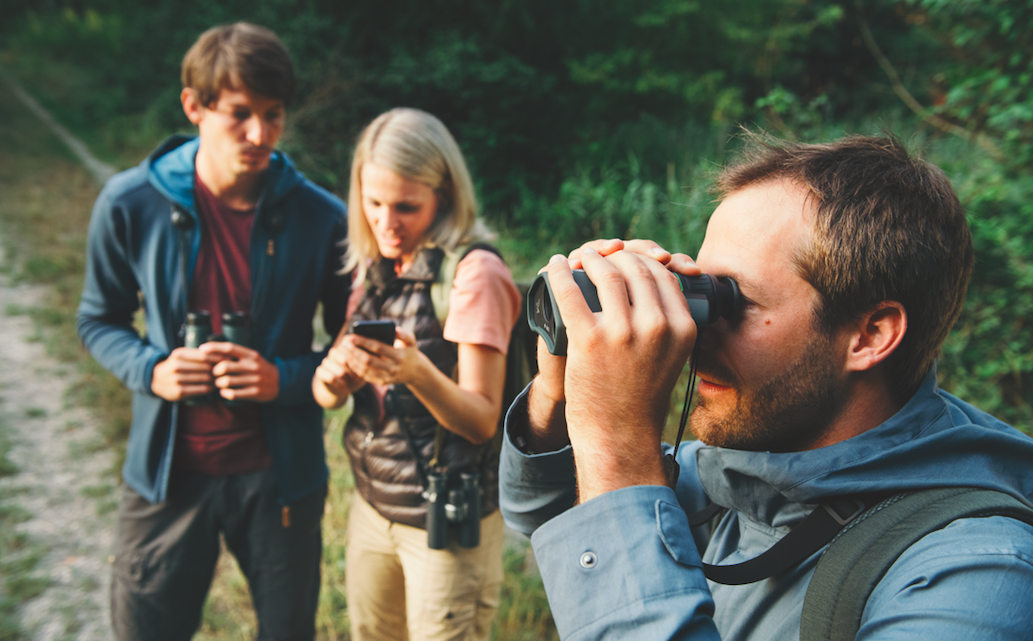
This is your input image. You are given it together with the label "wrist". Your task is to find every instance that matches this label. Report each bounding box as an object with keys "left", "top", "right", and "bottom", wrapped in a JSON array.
[
  {"left": 570, "top": 437, "right": 667, "bottom": 504},
  {"left": 523, "top": 378, "right": 569, "bottom": 452}
]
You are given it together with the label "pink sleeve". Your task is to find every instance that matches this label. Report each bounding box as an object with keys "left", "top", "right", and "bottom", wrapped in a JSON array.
[{"left": 442, "top": 249, "right": 521, "bottom": 355}]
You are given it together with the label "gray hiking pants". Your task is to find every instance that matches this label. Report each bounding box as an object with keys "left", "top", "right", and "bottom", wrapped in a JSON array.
[{"left": 109, "top": 469, "right": 325, "bottom": 641}]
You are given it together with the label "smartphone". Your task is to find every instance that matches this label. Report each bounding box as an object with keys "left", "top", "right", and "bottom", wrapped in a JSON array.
[{"left": 352, "top": 319, "right": 396, "bottom": 345}]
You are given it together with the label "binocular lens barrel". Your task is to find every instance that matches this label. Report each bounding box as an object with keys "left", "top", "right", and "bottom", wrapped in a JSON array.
[
  {"left": 426, "top": 473, "right": 450, "bottom": 550},
  {"left": 527, "top": 269, "right": 741, "bottom": 356},
  {"left": 425, "top": 472, "right": 482, "bottom": 550}
]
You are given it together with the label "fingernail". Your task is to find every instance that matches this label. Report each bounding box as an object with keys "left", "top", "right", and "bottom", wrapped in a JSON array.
[
  {"left": 550, "top": 254, "right": 566, "bottom": 264},
  {"left": 651, "top": 246, "right": 666, "bottom": 256},
  {"left": 583, "top": 247, "right": 598, "bottom": 256}
]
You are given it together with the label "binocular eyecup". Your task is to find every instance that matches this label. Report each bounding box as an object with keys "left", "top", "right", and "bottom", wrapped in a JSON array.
[{"left": 527, "top": 269, "right": 741, "bottom": 356}]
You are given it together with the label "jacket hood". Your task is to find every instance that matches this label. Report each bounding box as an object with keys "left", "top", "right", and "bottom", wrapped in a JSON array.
[
  {"left": 144, "top": 135, "right": 305, "bottom": 212},
  {"left": 695, "top": 367, "right": 1033, "bottom": 525}
]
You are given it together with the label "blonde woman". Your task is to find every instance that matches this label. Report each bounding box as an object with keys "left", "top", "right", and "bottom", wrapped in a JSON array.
[{"left": 313, "top": 108, "right": 520, "bottom": 641}]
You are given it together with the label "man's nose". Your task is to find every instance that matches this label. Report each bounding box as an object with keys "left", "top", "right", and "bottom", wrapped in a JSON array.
[{"left": 245, "top": 117, "right": 270, "bottom": 148}]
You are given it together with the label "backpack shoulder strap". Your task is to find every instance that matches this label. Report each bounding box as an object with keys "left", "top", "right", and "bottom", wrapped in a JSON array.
[
  {"left": 800, "top": 487, "right": 1033, "bottom": 641},
  {"left": 430, "top": 241, "right": 501, "bottom": 327}
]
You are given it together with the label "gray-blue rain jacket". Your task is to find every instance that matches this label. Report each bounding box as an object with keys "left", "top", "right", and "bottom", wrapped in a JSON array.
[{"left": 501, "top": 369, "right": 1033, "bottom": 639}]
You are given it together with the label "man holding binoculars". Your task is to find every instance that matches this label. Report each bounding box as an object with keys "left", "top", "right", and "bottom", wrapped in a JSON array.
[
  {"left": 500, "top": 134, "right": 1033, "bottom": 639},
  {"left": 76, "top": 23, "right": 349, "bottom": 640}
]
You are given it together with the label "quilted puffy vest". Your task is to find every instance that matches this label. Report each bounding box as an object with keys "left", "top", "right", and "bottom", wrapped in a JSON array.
[{"left": 343, "top": 247, "right": 499, "bottom": 528}]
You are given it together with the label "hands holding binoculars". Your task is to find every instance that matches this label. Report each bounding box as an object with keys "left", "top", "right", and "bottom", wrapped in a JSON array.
[
  {"left": 527, "top": 238, "right": 705, "bottom": 503},
  {"left": 151, "top": 342, "right": 279, "bottom": 403}
]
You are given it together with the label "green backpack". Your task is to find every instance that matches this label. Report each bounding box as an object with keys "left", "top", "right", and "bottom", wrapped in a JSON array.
[
  {"left": 694, "top": 487, "right": 1033, "bottom": 640},
  {"left": 799, "top": 487, "right": 1033, "bottom": 641}
]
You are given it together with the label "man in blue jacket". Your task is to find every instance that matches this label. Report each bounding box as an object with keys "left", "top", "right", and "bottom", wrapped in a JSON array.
[
  {"left": 501, "top": 134, "right": 1033, "bottom": 639},
  {"left": 76, "top": 23, "right": 349, "bottom": 640}
]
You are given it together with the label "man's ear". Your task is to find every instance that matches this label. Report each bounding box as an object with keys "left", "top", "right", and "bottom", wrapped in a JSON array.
[
  {"left": 844, "top": 301, "right": 907, "bottom": 373},
  {"left": 181, "top": 88, "right": 204, "bottom": 126}
]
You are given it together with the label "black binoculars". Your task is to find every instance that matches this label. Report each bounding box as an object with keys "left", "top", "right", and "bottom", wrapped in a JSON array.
[
  {"left": 527, "top": 268, "right": 741, "bottom": 355},
  {"left": 424, "top": 471, "right": 481, "bottom": 550},
  {"left": 183, "top": 310, "right": 250, "bottom": 406}
]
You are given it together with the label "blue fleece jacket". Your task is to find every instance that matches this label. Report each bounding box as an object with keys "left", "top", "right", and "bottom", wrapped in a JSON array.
[
  {"left": 77, "top": 136, "right": 349, "bottom": 505},
  {"left": 500, "top": 369, "right": 1033, "bottom": 640}
]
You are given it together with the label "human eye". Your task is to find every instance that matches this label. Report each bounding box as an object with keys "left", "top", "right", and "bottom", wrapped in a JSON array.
[
  {"left": 395, "top": 203, "right": 419, "bottom": 213},
  {"left": 232, "top": 108, "right": 251, "bottom": 121}
]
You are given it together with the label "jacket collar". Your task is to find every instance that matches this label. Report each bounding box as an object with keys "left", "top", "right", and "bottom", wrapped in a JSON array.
[
  {"left": 145, "top": 134, "right": 304, "bottom": 214},
  {"left": 695, "top": 366, "right": 1033, "bottom": 525}
]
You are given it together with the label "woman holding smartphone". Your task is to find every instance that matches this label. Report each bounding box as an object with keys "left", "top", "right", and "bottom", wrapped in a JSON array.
[{"left": 312, "top": 108, "right": 520, "bottom": 641}]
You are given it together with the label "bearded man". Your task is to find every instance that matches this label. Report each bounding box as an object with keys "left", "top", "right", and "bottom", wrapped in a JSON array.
[{"left": 500, "top": 134, "right": 1033, "bottom": 640}]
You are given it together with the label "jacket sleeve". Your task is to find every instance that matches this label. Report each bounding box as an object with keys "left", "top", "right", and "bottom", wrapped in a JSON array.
[
  {"left": 499, "top": 387, "right": 722, "bottom": 640},
  {"left": 269, "top": 207, "right": 349, "bottom": 406},
  {"left": 76, "top": 184, "right": 166, "bottom": 395},
  {"left": 859, "top": 516, "right": 1033, "bottom": 640}
]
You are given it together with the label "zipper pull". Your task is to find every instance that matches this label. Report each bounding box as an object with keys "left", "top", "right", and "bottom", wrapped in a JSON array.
[{"left": 267, "top": 239, "right": 275, "bottom": 256}]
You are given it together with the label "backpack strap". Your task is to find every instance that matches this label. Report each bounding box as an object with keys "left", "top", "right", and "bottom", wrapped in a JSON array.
[
  {"left": 800, "top": 487, "right": 1033, "bottom": 641},
  {"left": 430, "top": 241, "right": 500, "bottom": 328},
  {"left": 426, "top": 241, "right": 501, "bottom": 470}
]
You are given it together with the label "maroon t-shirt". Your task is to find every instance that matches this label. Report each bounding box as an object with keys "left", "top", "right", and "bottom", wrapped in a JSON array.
[{"left": 173, "top": 173, "right": 272, "bottom": 476}]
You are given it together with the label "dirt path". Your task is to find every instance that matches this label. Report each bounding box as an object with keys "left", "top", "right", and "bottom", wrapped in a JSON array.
[
  {"left": 0, "top": 249, "right": 116, "bottom": 640},
  {"left": 0, "top": 71, "right": 117, "bottom": 640}
]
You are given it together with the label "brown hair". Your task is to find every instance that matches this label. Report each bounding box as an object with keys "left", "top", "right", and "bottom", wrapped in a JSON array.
[
  {"left": 181, "top": 22, "right": 295, "bottom": 106},
  {"left": 716, "top": 133, "right": 973, "bottom": 399}
]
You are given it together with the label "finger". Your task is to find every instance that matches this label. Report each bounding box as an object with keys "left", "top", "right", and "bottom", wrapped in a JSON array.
[
  {"left": 166, "top": 359, "right": 216, "bottom": 373},
  {"left": 620, "top": 239, "right": 673, "bottom": 265},
  {"left": 317, "top": 360, "right": 347, "bottom": 380},
  {"left": 179, "top": 384, "right": 214, "bottom": 399},
  {"left": 173, "top": 371, "right": 215, "bottom": 384},
  {"left": 212, "top": 359, "right": 255, "bottom": 377},
  {"left": 199, "top": 341, "right": 256, "bottom": 360},
  {"left": 169, "top": 347, "right": 220, "bottom": 365},
  {"left": 215, "top": 374, "right": 261, "bottom": 389},
  {"left": 567, "top": 239, "right": 624, "bottom": 267},
  {"left": 394, "top": 327, "right": 415, "bottom": 348},
  {"left": 352, "top": 335, "right": 392, "bottom": 356},
  {"left": 630, "top": 252, "right": 695, "bottom": 338},
  {"left": 666, "top": 253, "right": 702, "bottom": 277},
  {"left": 545, "top": 253, "right": 601, "bottom": 341},
  {"left": 578, "top": 247, "right": 633, "bottom": 323}
]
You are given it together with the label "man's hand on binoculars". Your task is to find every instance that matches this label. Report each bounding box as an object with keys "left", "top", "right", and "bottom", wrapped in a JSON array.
[
  {"left": 546, "top": 246, "right": 698, "bottom": 504},
  {"left": 151, "top": 347, "right": 221, "bottom": 401},
  {"left": 200, "top": 342, "right": 280, "bottom": 403},
  {"left": 566, "top": 238, "right": 703, "bottom": 280}
]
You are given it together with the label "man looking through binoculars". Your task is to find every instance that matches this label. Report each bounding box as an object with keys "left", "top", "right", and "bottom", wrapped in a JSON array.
[{"left": 500, "top": 133, "right": 1033, "bottom": 640}]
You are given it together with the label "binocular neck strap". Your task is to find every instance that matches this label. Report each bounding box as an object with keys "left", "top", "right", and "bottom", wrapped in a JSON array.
[{"left": 386, "top": 386, "right": 432, "bottom": 489}]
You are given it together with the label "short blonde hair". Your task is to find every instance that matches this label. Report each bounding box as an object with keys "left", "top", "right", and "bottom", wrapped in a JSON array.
[{"left": 343, "top": 108, "right": 487, "bottom": 282}]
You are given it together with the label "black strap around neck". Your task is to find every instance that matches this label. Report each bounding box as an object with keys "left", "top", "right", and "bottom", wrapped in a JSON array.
[{"left": 690, "top": 493, "right": 892, "bottom": 586}]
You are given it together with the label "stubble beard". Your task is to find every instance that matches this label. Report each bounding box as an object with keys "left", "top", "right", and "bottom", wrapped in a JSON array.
[{"left": 689, "top": 331, "right": 848, "bottom": 453}]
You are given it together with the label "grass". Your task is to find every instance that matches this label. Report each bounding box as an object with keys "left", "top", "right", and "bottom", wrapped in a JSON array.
[
  {"left": 0, "top": 55, "right": 558, "bottom": 639},
  {"left": 0, "top": 413, "right": 46, "bottom": 641}
]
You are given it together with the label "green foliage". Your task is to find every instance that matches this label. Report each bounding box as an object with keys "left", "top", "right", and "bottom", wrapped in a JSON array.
[
  {"left": 902, "top": 0, "right": 1033, "bottom": 170},
  {"left": 936, "top": 146, "right": 1033, "bottom": 428},
  {"left": 2, "top": 0, "right": 1030, "bottom": 434}
]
